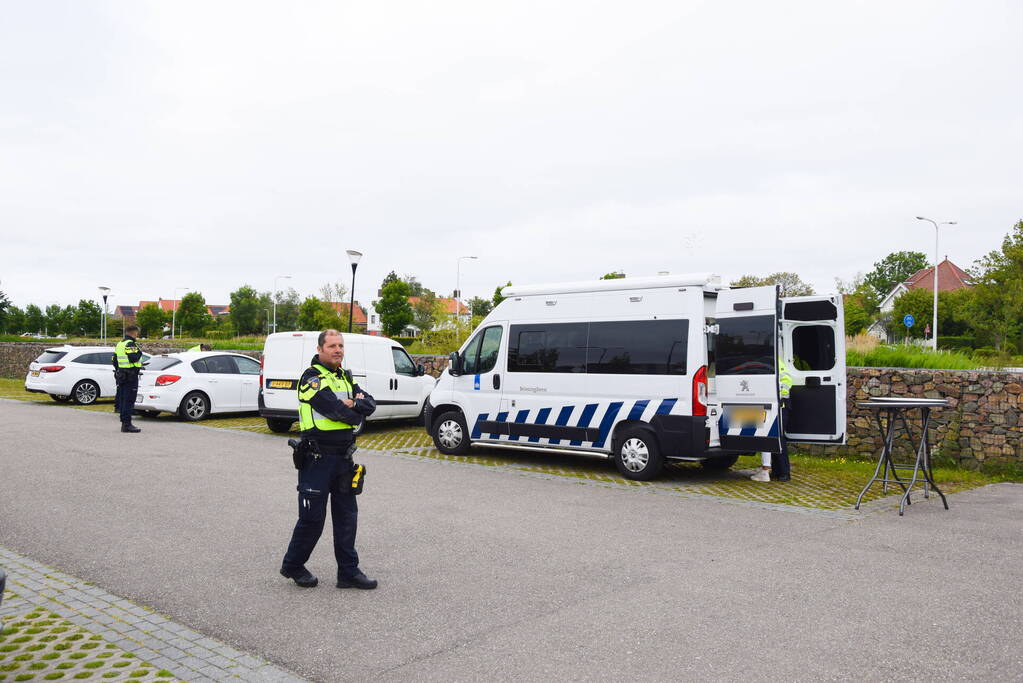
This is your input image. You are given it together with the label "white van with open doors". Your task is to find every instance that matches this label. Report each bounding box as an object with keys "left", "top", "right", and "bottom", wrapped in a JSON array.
[
  {"left": 424, "top": 274, "right": 845, "bottom": 480},
  {"left": 259, "top": 331, "right": 437, "bottom": 433}
]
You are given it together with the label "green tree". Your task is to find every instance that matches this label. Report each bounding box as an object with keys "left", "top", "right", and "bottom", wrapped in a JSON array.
[
  {"left": 5, "top": 305, "right": 25, "bottom": 334},
  {"left": 58, "top": 305, "right": 77, "bottom": 335},
  {"left": 107, "top": 316, "right": 124, "bottom": 338},
  {"left": 864, "top": 251, "right": 928, "bottom": 300},
  {"left": 600, "top": 271, "right": 625, "bottom": 279},
  {"left": 274, "top": 288, "right": 301, "bottom": 332},
  {"left": 380, "top": 270, "right": 400, "bottom": 293},
  {"left": 229, "top": 285, "right": 262, "bottom": 335},
  {"left": 73, "top": 299, "right": 102, "bottom": 336},
  {"left": 891, "top": 289, "right": 934, "bottom": 340},
  {"left": 730, "top": 272, "right": 815, "bottom": 297},
  {"left": 136, "top": 304, "right": 167, "bottom": 338},
  {"left": 298, "top": 297, "right": 324, "bottom": 330},
  {"left": 0, "top": 287, "right": 10, "bottom": 333},
  {"left": 376, "top": 280, "right": 413, "bottom": 337},
  {"left": 968, "top": 219, "right": 1023, "bottom": 351},
  {"left": 176, "top": 292, "right": 211, "bottom": 337},
  {"left": 411, "top": 291, "right": 442, "bottom": 333},
  {"left": 25, "top": 304, "right": 44, "bottom": 334},
  {"left": 468, "top": 296, "right": 493, "bottom": 318},
  {"left": 492, "top": 281, "right": 512, "bottom": 307},
  {"left": 44, "top": 304, "right": 63, "bottom": 336},
  {"left": 843, "top": 296, "right": 871, "bottom": 336}
]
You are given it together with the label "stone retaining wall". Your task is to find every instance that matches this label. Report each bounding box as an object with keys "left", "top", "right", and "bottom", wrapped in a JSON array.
[{"left": 2, "top": 343, "right": 1018, "bottom": 467}]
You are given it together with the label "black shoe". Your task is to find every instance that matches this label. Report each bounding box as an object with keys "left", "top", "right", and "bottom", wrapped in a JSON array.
[
  {"left": 337, "top": 571, "right": 377, "bottom": 590},
  {"left": 121, "top": 424, "right": 141, "bottom": 433},
  {"left": 280, "top": 566, "right": 318, "bottom": 588},
  {"left": 776, "top": 474, "right": 791, "bottom": 482}
]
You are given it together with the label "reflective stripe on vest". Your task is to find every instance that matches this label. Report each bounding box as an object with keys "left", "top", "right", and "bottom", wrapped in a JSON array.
[
  {"left": 187, "top": 345, "right": 201, "bottom": 352},
  {"left": 114, "top": 339, "right": 142, "bottom": 369},
  {"left": 298, "top": 364, "right": 355, "bottom": 432},
  {"left": 779, "top": 358, "right": 793, "bottom": 398}
]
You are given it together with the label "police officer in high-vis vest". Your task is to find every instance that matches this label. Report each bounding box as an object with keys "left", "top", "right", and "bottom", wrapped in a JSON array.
[
  {"left": 280, "top": 329, "right": 378, "bottom": 590},
  {"left": 113, "top": 325, "right": 144, "bottom": 433},
  {"left": 752, "top": 351, "right": 794, "bottom": 482}
]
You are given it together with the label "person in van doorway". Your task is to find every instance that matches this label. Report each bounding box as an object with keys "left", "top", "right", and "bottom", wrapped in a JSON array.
[
  {"left": 280, "top": 329, "right": 378, "bottom": 590},
  {"left": 186, "top": 343, "right": 212, "bottom": 352},
  {"left": 113, "top": 325, "right": 144, "bottom": 433},
  {"left": 751, "top": 352, "right": 794, "bottom": 482}
]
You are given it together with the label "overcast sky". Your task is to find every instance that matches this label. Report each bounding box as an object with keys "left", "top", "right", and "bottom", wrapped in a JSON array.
[{"left": 2, "top": 0, "right": 1021, "bottom": 310}]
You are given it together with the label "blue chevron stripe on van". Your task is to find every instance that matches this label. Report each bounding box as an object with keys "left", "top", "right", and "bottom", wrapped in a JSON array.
[
  {"left": 656, "top": 398, "right": 677, "bottom": 415},
  {"left": 593, "top": 401, "right": 624, "bottom": 449},
  {"left": 489, "top": 411, "right": 508, "bottom": 439},
  {"left": 626, "top": 399, "right": 649, "bottom": 421},
  {"left": 529, "top": 407, "right": 552, "bottom": 443},
  {"left": 471, "top": 413, "right": 489, "bottom": 439},
  {"left": 569, "top": 403, "right": 599, "bottom": 446},
  {"left": 508, "top": 409, "right": 530, "bottom": 441},
  {"left": 549, "top": 405, "right": 574, "bottom": 445}
]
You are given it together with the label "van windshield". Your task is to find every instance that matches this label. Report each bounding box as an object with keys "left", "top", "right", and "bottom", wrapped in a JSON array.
[{"left": 715, "top": 315, "right": 775, "bottom": 376}]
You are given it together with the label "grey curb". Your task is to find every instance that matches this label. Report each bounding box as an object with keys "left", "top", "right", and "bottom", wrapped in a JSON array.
[{"left": 0, "top": 544, "right": 307, "bottom": 682}]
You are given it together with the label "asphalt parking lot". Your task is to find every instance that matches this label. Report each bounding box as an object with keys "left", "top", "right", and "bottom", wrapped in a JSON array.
[{"left": 1, "top": 398, "right": 1021, "bottom": 681}]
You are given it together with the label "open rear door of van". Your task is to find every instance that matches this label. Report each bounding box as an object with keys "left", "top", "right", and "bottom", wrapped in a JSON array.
[
  {"left": 713, "top": 286, "right": 782, "bottom": 453},
  {"left": 780, "top": 295, "right": 846, "bottom": 444}
]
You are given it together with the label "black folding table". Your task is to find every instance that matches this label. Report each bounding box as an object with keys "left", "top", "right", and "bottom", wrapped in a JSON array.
[{"left": 854, "top": 398, "right": 950, "bottom": 516}]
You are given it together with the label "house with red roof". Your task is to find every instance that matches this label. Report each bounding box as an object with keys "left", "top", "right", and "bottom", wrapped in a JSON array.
[{"left": 868, "top": 258, "right": 974, "bottom": 340}]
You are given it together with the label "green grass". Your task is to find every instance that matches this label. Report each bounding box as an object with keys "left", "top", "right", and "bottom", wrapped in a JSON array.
[{"left": 847, "top": 345, "right": 979, "bottom": 369}]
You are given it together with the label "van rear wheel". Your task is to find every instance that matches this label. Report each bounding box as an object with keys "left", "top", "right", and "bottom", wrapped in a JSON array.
[
  {"left": 266, "top": 417, "right": 293, "bottom": 433},
  {"left": 613, "top": 426, "right": 663, "bottom": 481},
  {"left": 433, "top": 411, "right": 471, "bottom": 455}
]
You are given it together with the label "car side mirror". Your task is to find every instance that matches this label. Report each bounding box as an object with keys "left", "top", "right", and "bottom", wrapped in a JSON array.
[
  {"left": 416, "top": 363, "right": 426, "bottom": 376},
  {"left": 448, "top": 351, "right": 462, "bottom": 377}
]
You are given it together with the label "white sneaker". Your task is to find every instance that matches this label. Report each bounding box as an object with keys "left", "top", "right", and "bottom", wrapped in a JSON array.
[{"left": 750, "top": 470, "right": 771, "bottom": 482}]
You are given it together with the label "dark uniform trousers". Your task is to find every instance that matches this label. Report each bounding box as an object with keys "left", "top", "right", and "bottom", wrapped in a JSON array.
[
  {"left": 771, "top": 398, "right": 791, "bottom": 479},
  {"left": 282, "top": 443, "right": 360, "bottom": 578},
  {"left": 116, "top": 372, "right": 139, "bottom": 424}
]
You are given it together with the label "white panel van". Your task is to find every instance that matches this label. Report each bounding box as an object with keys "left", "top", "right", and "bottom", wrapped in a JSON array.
[
  {"left": 259, "top": 331, "right": 437, "bottom": 433},
  {"left": 424, "top": 274, "right": 846, "bottom": 480}
]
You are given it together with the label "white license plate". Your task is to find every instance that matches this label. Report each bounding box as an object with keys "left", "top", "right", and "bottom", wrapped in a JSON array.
[
  {"left": 30, "top": 371, "right": 39, "bottom": 377},
  {"left": 729, "top": 406, "right": 767, "bottom": 426}
]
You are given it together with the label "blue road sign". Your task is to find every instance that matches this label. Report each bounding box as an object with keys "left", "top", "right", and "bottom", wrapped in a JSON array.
[{"left": 903, "top": 314, "right": 915, "bottom": 328}]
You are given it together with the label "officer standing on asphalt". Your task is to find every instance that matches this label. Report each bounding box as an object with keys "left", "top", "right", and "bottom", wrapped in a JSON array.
[
  {"left": 113, "top": 325, "right": 144, "bottom": 433},
  {"left": 280, "top": 329, "right": 378, "bottom": 590},
  {"left": 751, "top": 349, "right": 794, "bottom": 482}
]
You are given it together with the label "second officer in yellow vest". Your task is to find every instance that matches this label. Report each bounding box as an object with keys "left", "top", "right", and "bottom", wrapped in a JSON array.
[{"left": 280, "top": 329, "right": 378, "bottom": 590}]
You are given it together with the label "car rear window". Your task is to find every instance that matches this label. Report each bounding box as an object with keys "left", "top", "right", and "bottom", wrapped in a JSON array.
[
  {"left": 146, "top": 357, "right": 182, "bottom": 371},
  {"left": 73, "top": 352, "right": 114, "bottom": 365},
  {"left": 35, "top": 351, "right": 67, "bottom": 363}
]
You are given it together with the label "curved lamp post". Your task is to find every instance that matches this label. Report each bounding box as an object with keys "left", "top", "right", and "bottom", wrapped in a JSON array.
[
  {"left": 916, "top": 216, "right": 957, "bottom": 350},
  {"left": 98, "top": 286, "right": 110, "bottom": 342},
  {"left": 346, "top": 250, "right": 362, "bottom": 333}
]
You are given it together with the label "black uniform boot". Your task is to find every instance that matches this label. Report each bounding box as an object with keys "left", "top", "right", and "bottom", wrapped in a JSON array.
[
  {"left": 280, "top": 566, "right": 318, "bottom": 588},
  {"left": 337, "top": 571, "right": 378, "bottom": 590},
  {"left": 121, "top": 423, "right": 141, "bottom": 433}
]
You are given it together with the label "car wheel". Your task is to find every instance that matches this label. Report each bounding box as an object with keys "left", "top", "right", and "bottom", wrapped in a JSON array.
[
  {"left": 613, "top": 426, "right": 664, "bottom": 480},
  {"left": 433, "top": 410, "right": 471, "bottom": 455},
  {"left": 49, "top": 394, "right": 71, "bottom": 403},
  {"left": 266, "top": 417, "right": 293, "bottom": 433},
  {"left": 72, "top": 380, "right": 100, "bottom": 405},
  {"left": 700, "top": 454, "right": 740, "bottom": 471},
  {"left": 179, "top": 391, "right": 210, "bottom": 421}
]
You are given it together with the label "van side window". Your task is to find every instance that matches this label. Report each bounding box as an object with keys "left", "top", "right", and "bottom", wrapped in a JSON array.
[
  {"left": 716, "top": 315, "right": 775, "bottom": 375},
  {"left": 791, "top": 325, "right": 835, "bottom": 370},
  {"left": 461, "top": 332, "right": 483, "bottom": 375},
  {"left": 586, "top": 320, "right": 688, "bottom": 375},
  {"left": 508, "top": 323, "right": 586, "bottom": 373},
  {"left": 391, "top": 347, "right": 417, "bottom": 377},
  {"left": 478, "top": 326, "right": 503, "bottom": 373}
]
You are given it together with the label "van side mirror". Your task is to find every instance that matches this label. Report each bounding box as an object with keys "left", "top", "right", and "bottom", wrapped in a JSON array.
[
  {"left": 416, "top": 363, "right": 426, "bottom": 376},
  {"left": 448, "top": 351, "right": 462, "bottom": 376}
]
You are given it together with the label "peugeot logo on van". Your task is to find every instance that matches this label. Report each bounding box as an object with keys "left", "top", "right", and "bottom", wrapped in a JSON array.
[{"left": 739, "top": 380, "right": 752, "bottom": 393}]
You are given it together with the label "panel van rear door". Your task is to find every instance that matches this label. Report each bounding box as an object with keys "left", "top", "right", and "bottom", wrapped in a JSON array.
[
  {"left": 780, "top": 295, "right": 846, "bottom": 444},
  {"left": 713, "top": 286, "right": 781, "bottom": 453}
]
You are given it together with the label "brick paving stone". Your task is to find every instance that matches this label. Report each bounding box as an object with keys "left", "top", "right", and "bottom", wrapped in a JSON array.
[{"left": 0, "top": 543, "right": 306, "bottom": 683}]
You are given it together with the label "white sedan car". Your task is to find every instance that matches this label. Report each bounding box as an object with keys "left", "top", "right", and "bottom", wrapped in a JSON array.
[
  {"left": 136, "top": 351, "right": 261, "bottom": 421},
  {"left": 25, "top": 345, "right": 152, "bottom": 405}
]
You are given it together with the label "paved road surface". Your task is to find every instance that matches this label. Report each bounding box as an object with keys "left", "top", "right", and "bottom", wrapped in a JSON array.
[{"left": 1, "top": 399, "right": 1020, "bottom": 681}]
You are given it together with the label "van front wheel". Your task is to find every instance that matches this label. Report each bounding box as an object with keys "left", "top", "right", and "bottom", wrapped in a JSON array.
[
  {"left": 614, "top": 427, "right": 663, "bottom": 481},
  {"left": 434, "top": 411, "right": 471, "bottom": 455}
]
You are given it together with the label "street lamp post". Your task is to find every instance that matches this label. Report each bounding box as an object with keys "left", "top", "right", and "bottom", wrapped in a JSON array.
[
  {"left": 272, "top": 275, "right": 292, "bottom": 335},
  {"left": 456, "top": 256, "right": 478, "bottom": 341},
  {"left": 346, "top": 250, "right": 362, "bottom": 333},
  {"left": 916, "top": 216, "right": 957, "bottom": 351},
  {"left": 264, "top": 309, "right": 271, "bottom": 335},
  {"left": 97, "top": 286, "right": 110, "bottom": 343},
  {"left": 171, "top": 287, "right": 190, "bottom": 339}
]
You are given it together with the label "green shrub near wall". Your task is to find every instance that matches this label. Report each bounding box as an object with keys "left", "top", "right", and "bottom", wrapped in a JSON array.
[
  {"left": 392, "top": 336, "right": 416, "bottom": 348},
  {"left": 938, "top": 335, "right": 975, "bottom": 351}
]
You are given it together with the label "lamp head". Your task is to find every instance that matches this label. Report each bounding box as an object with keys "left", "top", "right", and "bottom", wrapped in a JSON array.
[{"left": 346, "top": 250, "right": 363, "bottom": 266}]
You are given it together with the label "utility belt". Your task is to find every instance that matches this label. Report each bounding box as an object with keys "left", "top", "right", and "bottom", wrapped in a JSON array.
[
  {"left": 287, "top": 437, "right": 365, "bottom": 495},
  {"left": 114, "top": 367, "right": 141, "bottom": 383}
]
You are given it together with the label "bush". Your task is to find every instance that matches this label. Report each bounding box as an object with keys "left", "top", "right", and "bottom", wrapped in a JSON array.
[
  {"left": 847, "top": 344, "right": 978, "bottom": 369},
  {"left": 407, "top": 328, "right": 460, "bottom": 355},
  {"left": 937, "top": 335, "right": 975, "bottom": 351},
  {"left": 391, "top": 336, "right": 416, "bottom": 348}
]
